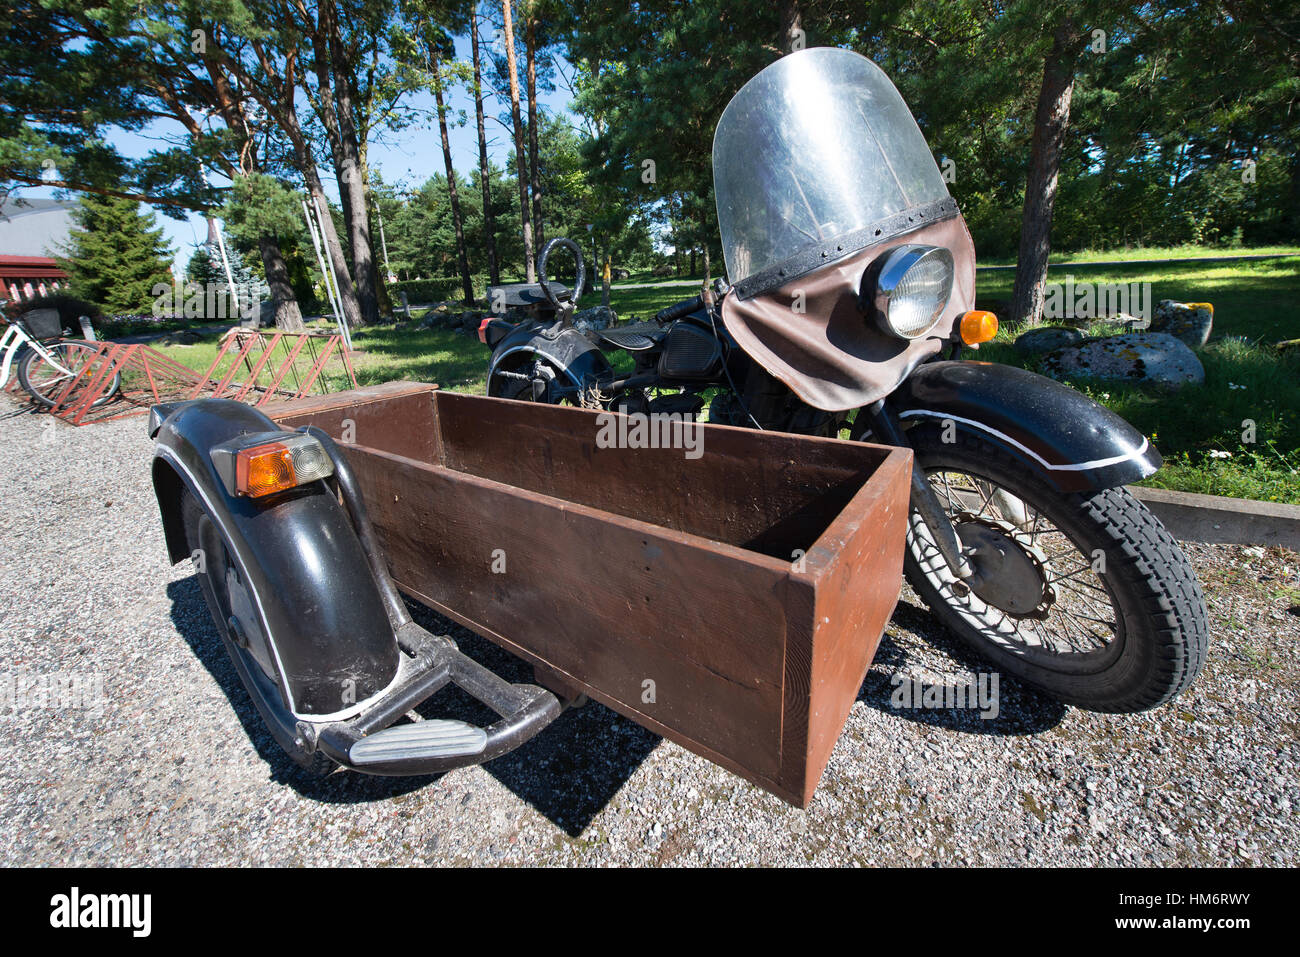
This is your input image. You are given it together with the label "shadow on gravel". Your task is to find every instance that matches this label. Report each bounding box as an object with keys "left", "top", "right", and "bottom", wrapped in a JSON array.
[
  {"left": 403, "top": 600, "right": 661, "bottom": 838},
  {"left": 858, "top": 599, "right": 1067, "bottom": 735},
  {"left": 167, "top": 577, "right": 658, "bottom": 836}
]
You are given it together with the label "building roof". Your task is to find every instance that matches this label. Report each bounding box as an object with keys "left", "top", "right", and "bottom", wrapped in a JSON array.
[
  {"left": 0, "top": 254, "right": 68, "bottom": 281},
  {"left": 0, "top": 197, "right": 78, "bottom": 258}
]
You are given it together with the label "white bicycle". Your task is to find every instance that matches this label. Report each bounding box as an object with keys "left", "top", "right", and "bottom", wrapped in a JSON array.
[{"left": 0, "top": 302, "right": 120, "bottom": 409}]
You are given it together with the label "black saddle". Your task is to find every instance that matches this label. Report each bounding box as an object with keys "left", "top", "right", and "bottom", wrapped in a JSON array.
[{"left": 595, "top": 321, "right": 666, "bottom": 351}]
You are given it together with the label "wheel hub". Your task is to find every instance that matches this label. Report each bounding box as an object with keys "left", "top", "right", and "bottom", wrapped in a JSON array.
[{"left": 954, "top": 512, "right": 1057, "bottom": 619}]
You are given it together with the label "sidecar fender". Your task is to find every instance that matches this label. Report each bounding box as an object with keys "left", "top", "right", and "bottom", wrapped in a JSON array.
[
  {"left": 150, "top": 399, "right": 400, "bottom": 720},
  {"left": 486, "top": 323, "right": 613, "bottom": 396},
  {"left": 892, "top": 360, "right": 1161, "bottom": 492}
]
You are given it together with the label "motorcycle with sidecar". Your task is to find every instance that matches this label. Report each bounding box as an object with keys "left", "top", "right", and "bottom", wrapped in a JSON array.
[
  {"left": 148, "top": 48, "right": 1207, "bottom": 809},
  {"left": 481, "top": 46, "right": 1208, "bottom": 717}
]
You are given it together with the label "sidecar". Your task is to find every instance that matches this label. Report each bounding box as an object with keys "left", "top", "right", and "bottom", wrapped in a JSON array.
[{"left": 149, "top": 382, "right": 910, "bottom": 806}]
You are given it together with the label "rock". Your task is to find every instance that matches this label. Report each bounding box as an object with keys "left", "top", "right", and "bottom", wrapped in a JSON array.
[
  {"left": 1014, "top": 326, "right": 1085, "bottom": 356},
  {"left": 1041, "top": 332, "right": 1205, "bottom": 388},
  {"left": 612, "top": 268, "right": 631, "bottom": 281},
  {"left": 1151, "top": 300, "right": 1213, "bottom": 348},
  {"left": 652, "top": 264, "right": 675, "bottom": 278},
  {"left": 573, "top": 305, "right": 616, "bottom": 333}
]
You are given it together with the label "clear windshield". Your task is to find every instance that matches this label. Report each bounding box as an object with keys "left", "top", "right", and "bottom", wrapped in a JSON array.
[{"left": 713, "top": 47, "right": 950, "bottom": 285}]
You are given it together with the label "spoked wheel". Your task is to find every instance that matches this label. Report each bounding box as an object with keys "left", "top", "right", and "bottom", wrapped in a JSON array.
[
  {"left": 489, "top": 357, "right": 607, "bottom": 407},
  {"left": 902, "top": 426, "right": 1208, "bottom": 713},
  {"left": 18, "top": 341, "right": 120, "bottom": 409},
  {"left": 181, "top": 488, "right": 336, "bottom": 774},
  {"left": 489, "top": 357, "right": 565, "bottom": 404}
]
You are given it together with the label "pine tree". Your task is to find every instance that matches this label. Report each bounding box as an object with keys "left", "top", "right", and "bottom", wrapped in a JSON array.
[
  {"left": 185, "top": 236, "right": 265, "bottom": 321},
  {"left": 57, "top": 194, "right": 175, "bottom": 314}
]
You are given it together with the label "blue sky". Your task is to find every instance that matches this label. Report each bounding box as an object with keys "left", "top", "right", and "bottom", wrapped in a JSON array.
[{"left": 19, "top": 33, "right": 578, "bottom": 274}]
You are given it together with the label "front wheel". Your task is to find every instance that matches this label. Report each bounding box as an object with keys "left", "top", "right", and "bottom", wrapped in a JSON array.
[
  {"left": 901, "top": 426, "right": 1208, "bottom": 713},
  {"left": 18, "top": 341, "right": 120, "bottom": 409}
]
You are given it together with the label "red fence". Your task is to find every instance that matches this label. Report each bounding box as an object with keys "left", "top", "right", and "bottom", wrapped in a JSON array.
[{"left": 6, "top": 329, "right": 358, "bottom": 426}]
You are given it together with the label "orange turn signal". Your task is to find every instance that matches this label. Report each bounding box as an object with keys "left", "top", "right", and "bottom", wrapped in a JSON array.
[
  {"left": 235, "top": 442, "right": 298, "bottom": 498},
  {"left": 959, "top": 310, "right": 998, "bottom": 346},
  {"left": 232, "top": 434, "right": 334, "bottom": 498}
]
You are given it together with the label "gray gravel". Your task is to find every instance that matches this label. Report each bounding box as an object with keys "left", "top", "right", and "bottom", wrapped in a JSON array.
[{"left": 0, "top": 396, "right": 1297, "bottom": 866}]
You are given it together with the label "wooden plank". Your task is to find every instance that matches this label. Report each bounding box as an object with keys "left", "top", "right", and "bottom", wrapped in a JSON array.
[
  {"left": 432, "top": 390, "right": 891, "bottom": 559},
  {"left": 270, "top": 381, "right": 440, "bottom": 465},
  {"left": 350, "top": 446, "right": 790, "bottom": 782},
  {"left": 799, "top": 447, "right": 911, "bottom": 803}
]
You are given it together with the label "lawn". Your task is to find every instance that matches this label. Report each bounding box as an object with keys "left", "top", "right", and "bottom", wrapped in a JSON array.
[
  {"left": 973, "top": 255, "right": 1300, "bottom": 503},
  {"left": 149, "top": 251, "right": 1300, "bottom": 503}
]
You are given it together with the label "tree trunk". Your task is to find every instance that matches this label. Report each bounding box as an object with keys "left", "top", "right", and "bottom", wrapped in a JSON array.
[
  {"left": 366, "top": 187, "right": 394, "bottom": 316},
  {"left": 780, "top": 0, "right": 803, "bottom": 53},
  {"left": 526, "top": 17, "right": 544, "bottom": 251},
  {"left": 471, "top": 14, "right": 500, "bottom": 285},
  {"left": 324, "top": 15, "right": 380, "bottom": 325},
  {"left": 433, "top": 58, "right": 475, "bottom": 305},
  {"left": 289, "top": 123, "right": 364, "bottom": 332},
  {"left": 601, "top": 241, "right": 610, "bottom": 307},
  {"left": 258, "top": 234, "right": 306, "bottom": 331},
  {"left": 1011, "top": 21, "right": 1081, "bottom": 327},
  {"left": 501, "top": 0, "right": 536, "bottom": 282}
]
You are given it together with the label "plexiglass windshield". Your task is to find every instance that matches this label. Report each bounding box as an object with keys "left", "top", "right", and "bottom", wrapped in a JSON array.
[{"left": 713, "top": 47, "right": 950, "bottom": 287}]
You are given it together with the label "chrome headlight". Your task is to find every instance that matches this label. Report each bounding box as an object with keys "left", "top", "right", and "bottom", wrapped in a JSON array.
[{"left": 868, "top": 244, "right": 954, "bottom": 340}]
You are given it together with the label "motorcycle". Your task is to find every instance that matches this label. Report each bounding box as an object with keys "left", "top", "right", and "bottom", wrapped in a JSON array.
[{"left": 482, "top": 46, "right": 1208, "bottom": 714}]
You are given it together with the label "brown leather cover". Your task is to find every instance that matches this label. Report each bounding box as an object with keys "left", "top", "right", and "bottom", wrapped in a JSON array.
[{"left": 720, "top": 214, "right": 977, "bottom": 412}]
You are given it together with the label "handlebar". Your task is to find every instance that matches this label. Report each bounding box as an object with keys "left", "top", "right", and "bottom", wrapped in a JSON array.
[
  {"left": 538, "top": 237, "right": 585, "bottom": 310},
  {"left": 654, "top": 295, "right": 704, "bottom": 324}
]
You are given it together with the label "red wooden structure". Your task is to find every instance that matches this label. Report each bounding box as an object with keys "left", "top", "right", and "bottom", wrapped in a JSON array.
[{"left": 6, "top": 329, "right": 358, "bottom": 426}]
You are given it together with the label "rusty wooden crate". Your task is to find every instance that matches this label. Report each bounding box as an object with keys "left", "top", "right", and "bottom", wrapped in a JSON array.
[{"left": 271, "top": 381, "right": 911, "bottom": 806}]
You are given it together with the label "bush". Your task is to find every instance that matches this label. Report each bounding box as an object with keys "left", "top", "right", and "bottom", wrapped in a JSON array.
[
  {"left": 389, "top": 275, "right": 491, "bottom": 306},
  {"left": 9, "top": 294, "right": 103, "bottom": 336}
]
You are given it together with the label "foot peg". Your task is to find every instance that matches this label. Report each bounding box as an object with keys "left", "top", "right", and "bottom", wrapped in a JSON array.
[{"left": 349, "top": 720, "right": 487, "bottom": 765}]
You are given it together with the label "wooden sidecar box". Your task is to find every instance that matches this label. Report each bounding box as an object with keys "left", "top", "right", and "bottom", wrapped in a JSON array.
[{"left": 270, "top": 381, "right": 911, "bottom": 806}]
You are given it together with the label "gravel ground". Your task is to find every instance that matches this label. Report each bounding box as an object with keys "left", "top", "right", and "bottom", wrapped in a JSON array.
[{"left": 0, "top": 397, "right": 1296, "bottom": 867}]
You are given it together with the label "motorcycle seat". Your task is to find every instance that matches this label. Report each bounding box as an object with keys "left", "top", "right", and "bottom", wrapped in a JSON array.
[
  {"left": 595, "top": 322, "right": 665, "bottom": 351},
  {"left": 486, "top": 282, "right": 571, "bottom": 309}
]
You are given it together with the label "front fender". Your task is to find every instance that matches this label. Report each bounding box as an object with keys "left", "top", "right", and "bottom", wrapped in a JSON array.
[
  {"left": 151, "top": 399, "right": 400, "bottom": 720},
  {"left": 892, "top": 361, "right": 1161, "bottom": 492},
  {"left": 487, "top": 324, "right": 613, "bottom": 396}
]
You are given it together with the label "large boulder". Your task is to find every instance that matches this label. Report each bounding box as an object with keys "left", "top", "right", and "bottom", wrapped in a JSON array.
[
  {"left": 1013, "top": 325, "right": 1085, "bottom": 356},
  {"left": 1041, "top": 332, "right": 1205, "bottom": 388},
  {"left": 573, "top": 305, "right": 616, "bottom": 333},
  {"left": 1151, "top": 300, "right": 1213, "bottom": 348}
]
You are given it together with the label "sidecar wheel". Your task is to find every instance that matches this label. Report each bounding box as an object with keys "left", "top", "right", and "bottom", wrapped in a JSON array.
[
  {"left": 181, "top": 488, "right": 337, "bottom": 776},
  {"left": 900, "top": 427, "right": 1209, "bottom": 713}
]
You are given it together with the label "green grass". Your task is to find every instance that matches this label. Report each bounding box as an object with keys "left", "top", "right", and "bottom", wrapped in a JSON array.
[
  {"left": 147, "top": 248, "right": 1300, "bottom": 504},
  {"left": 974, "top": 255, "right": 1300, "bottom": 503},
  {"left": 976, "top": 244, "right": 1300, "bottom": 267}
]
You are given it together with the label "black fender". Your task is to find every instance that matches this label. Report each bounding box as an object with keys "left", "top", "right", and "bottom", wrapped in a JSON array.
[
  {"left": 890, "top": 360, "right": 1161, "bottom": 492},
  {"left": 486, "top": 322, "right": 613, "bottom": 397},
  {"left": 151, "top": 399, "right": 400, "bottom": 720}
]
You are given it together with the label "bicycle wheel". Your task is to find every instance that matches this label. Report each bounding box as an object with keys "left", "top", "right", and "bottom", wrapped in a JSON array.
[{"left": 18, "top": 341, "right": 120, "bottom": 409}]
